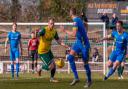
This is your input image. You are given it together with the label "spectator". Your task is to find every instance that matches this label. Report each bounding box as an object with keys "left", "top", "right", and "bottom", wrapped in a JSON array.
[
  {"left": 80, "top": 12, "right": 88, "bottom": 23},
  {"left": 111, "top": 13, "right": 118, "bottom": 25},
  {"left": 100, "top": 12, "right": 109, "bottom": 27},
  {"left": 92, "top": 47, "right": 99, "bottom": 62}
]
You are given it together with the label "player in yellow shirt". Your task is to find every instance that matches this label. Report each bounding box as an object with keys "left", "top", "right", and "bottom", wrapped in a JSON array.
[{"left": 37, "top": 17, "right": 68, "bottom": 82}]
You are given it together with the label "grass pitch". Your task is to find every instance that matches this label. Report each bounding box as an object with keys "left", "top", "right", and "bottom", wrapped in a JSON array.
[{"left": 0, "top": 72, "right": 128, "bottom": 89}]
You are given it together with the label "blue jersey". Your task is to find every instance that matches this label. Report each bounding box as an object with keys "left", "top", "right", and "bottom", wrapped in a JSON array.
[
  {"left": 111, "top": 30, "right": 128, "bottom": 53},
  {"left": 8, "top": 31, "right": 21, "bottom": 49},
  {"left": 73, "top": 17, "right": 90, "bottom": 48}
]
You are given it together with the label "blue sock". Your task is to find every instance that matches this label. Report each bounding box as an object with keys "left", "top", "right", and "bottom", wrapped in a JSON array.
[
  {"left": 11, "top": 64, "right": 14, "bottom": 78},
  {"left": 106, "top": 67, "right": 116, "bottom": 78},
  {"left": 84, "top": 64, "right": 91, "bottom": 82},
  {"left": 67, "top": 55, "right": 79, "bottom": 79},
  {"left": 16, "top": 63, "right": 19, "bottom": 77}
]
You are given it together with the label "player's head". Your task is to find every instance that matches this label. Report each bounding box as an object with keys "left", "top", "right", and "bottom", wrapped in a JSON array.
[
  {"left": 12, "top": 22, "right": 17, "bottom": 31},
  {"left": 103, "top": 12, "right": 106, "bottom": 15},
  {"left": 112, "top": 13, "right": 116, "bottom": 18},
  {"left": 48, "top": 17, "right": 55, "bottom": 29},
  {"left": 31, "top": 32, "right": 35, "bottom": 39},
  {"left": 116, "top": 21, "right": 123, "bottom": 32},
  {"left": 81, "top": 12, "right": 84, "bottom": 16},
  {"left": 70, "top": 8, "right": 77, "bottom": 18}
]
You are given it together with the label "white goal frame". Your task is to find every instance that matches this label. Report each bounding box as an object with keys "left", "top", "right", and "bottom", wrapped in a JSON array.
[{"left": 0, "top": 22, "right": 106, "bottom": 75}]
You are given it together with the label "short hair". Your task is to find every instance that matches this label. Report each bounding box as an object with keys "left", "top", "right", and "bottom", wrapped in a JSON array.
[
  {"left": 70, "top": 8, "right": 77, "bottom": 15},
  {"left": 48, "top": 17, "right": 55, "bottom": 22},
  {"left": 117, "top": 21, "right": 123, "bottom": 26},
  {"left": 12, "top": 22, "right": 17, "bottom": 26}
]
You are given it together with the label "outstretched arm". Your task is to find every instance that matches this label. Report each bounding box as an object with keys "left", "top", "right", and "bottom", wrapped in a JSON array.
[
  {"left": 97, "top": 34, "right": 112, "bottom": 42},
  {"left": 56, "top": 38, "right": 69, "bottom": 48},
  {"left": 54, "top": 31, "right": 69, "bottom": 48}
]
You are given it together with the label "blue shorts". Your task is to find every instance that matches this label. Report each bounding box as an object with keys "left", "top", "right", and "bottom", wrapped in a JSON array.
[
  {"left": 72, "top": 40, "right": 90, "bottom": 62},
  {"left": 10, "top": 48, "right": 20, "bottom": 61},
  {"left": 109, "top": 50, "right": 125, "bottom": 62}
]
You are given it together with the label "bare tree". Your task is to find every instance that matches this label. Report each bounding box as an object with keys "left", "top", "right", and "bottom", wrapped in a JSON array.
[{"left": 10, "top": 0, "right": 21, "bottom": 21}]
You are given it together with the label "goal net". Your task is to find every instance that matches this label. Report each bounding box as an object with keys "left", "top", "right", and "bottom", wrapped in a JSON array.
[{"left": 0, "top": 22, "right": 107, "bottom": 75}]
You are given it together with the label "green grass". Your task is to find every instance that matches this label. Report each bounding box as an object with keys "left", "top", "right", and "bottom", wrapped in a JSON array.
[{"left": 0, "top": 72, "right": 128, "bottom": 89}]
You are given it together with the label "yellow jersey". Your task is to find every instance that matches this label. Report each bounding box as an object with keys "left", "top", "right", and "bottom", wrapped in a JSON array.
[{"left": 38, "top": 26, "right": 59, "bottom": 54}]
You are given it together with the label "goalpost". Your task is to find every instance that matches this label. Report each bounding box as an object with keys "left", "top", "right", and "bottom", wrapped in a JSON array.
[
  {"left": 88, "top": 22, "right": 106, "bottom": 75},
  {"left": 0, "top": 22, "right": 107, "bottom": 75}
]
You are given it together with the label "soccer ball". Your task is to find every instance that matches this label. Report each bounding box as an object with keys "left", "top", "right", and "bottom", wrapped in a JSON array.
[{"left": 55, "top": 58, "right": 65, "bottom": 68}]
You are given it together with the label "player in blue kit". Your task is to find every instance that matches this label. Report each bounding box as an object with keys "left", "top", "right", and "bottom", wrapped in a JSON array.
[
  {"left": 5, "top": 22, "right": 22, "bottom": 79},
  {"left": 61, "top": 8, "right": 92, "bottom": 88},
  {"left": 97, "top": 21, "right": 128, "bottom": 80}
]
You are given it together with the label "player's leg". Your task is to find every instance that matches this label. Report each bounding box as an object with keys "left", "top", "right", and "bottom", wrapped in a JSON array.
[
  {"left": 81, "top": 48, "right": 92, "bottom": 88},
  {"left": 104, "top": 60, "right": 114, "bottom": 80},
  {"left": 15, "top": 49, "right": 20, "bottom": 78},
  {"left": 34, "top": 51, "right": 38, "bottom": 72},
  {"left": 104, "top": 51, "right": 116, "bottom": 80},
  {"left": 38, "top": 54, "right": 45, "bottom": 76},
  {"left": 67, "top": 42, "right": 80, "bottom": 85},
  {"left": 10, "top": 61, "right": 15, "bottom": 79},
  {"left": 49, "top": 61, "right": 58, "bottom": 82},
  {"left": 104, "top": 52, "right": 124, "bottom": 80},
  {"left": 68, "top": 50, "right": 79, "bottom": 85},
  {"left": 10, "top": 50, "right": 15, "bottom": 78},
  {"left": 38, "top": 52, "right": 50, "bottom": 76},
  {"left": 30, "top": 51, "right": 35, "bottom": 73},
  {"left": 120, "top": 62, "right": 125, "bottom": 78},
  {"left": 106, "top": 60, "right": 120, "bottom": 79},
  {"left": 38, "top": 50, "right": 58, "bottom": 82},
  {"left": 118, "top": 61, "right": 125, "bottom": 79},
  {"left": 47, "top": 51, "right": 58, "bottom": 82},
  {"left": 117, "top": 65, "right": 122, "bottom": 79},
  {"left": 16, "top": 58, "right": 19, "bottom": 78},
  {"left": 38, "top": 51, "right": 54, "bottom": 76}
]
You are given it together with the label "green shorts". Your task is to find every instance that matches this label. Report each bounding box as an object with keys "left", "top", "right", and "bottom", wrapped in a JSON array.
[{"left": 39, "top": 50, "right": 54, "bottom": 70}]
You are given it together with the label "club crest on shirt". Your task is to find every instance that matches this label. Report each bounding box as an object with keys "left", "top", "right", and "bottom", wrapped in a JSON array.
[{"left": 121, "top": 36, "right": 124, "bottom": 40}]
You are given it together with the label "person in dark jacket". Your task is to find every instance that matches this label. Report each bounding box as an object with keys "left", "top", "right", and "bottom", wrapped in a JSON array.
[
  {"left": 111, "top": 13, "right": 118, "bottom": 25},
  {"left": 100, "top": 12, "right": 109, "bottom": 27}
]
